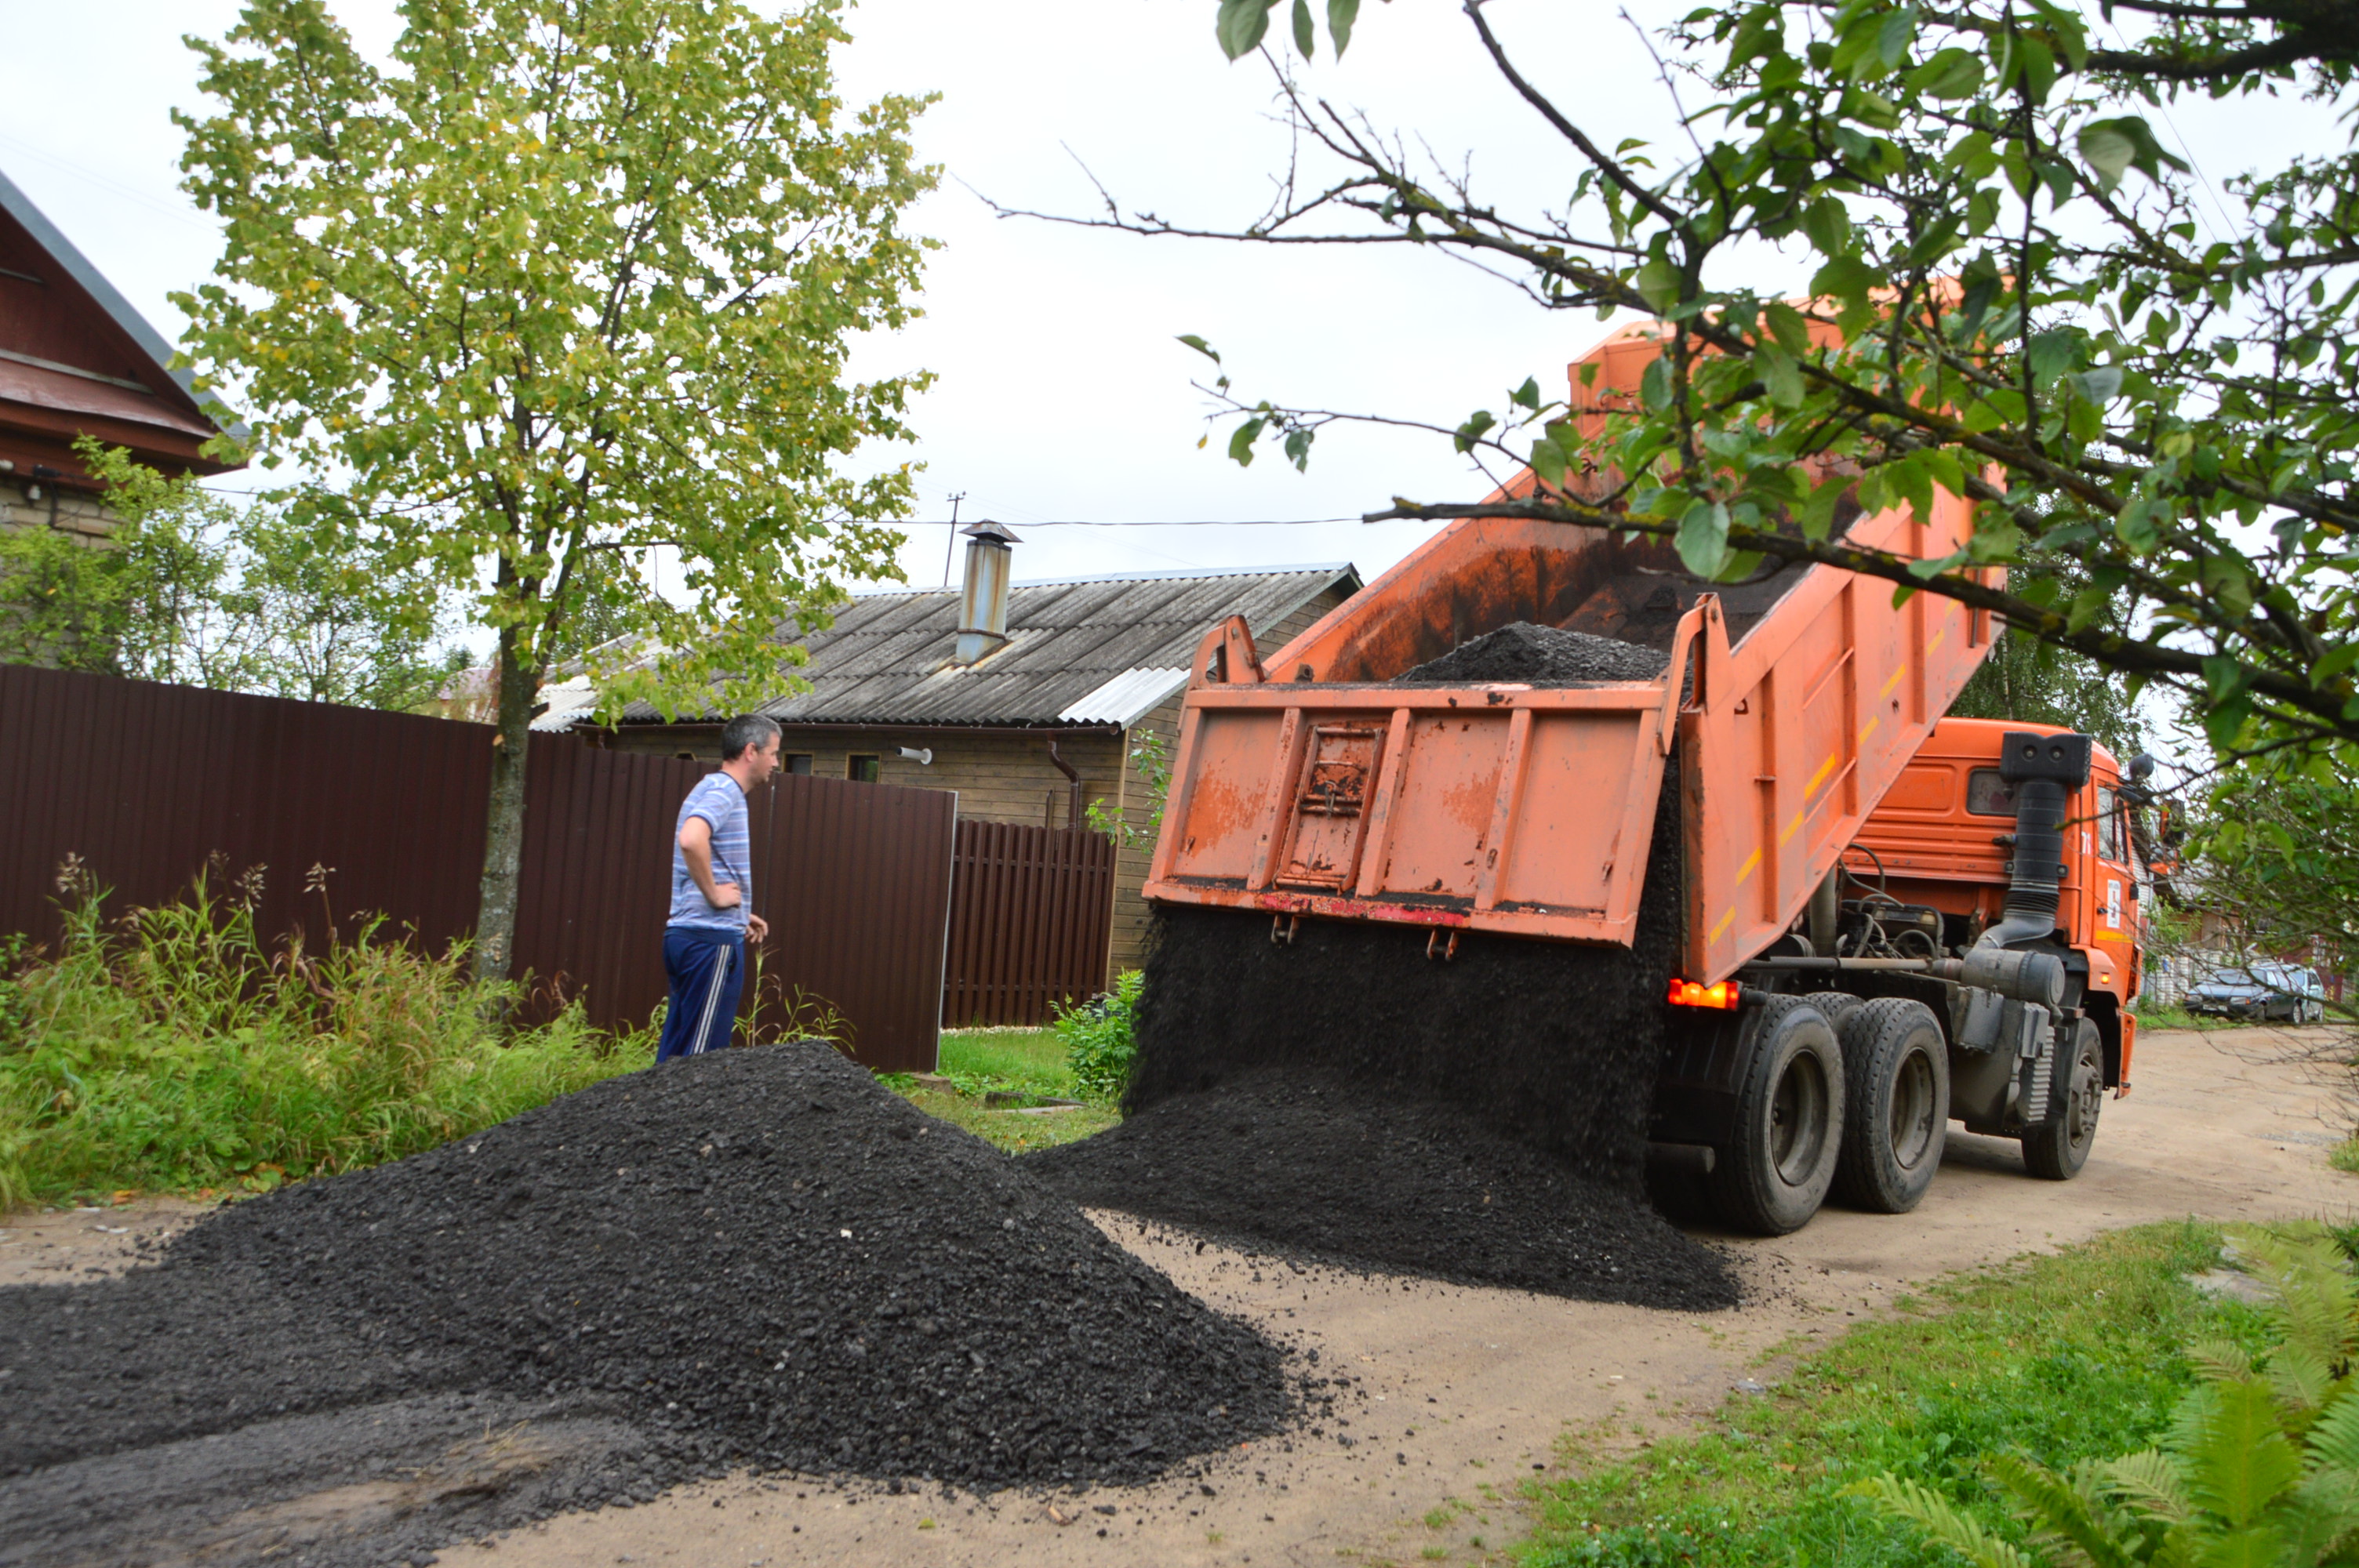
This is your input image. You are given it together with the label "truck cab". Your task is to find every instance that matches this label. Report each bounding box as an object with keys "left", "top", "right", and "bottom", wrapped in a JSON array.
[{"left": 1850, "top": 717, "right": 2144, "bottom": 1096}]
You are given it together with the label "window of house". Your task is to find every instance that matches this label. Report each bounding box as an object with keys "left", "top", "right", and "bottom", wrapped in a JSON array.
[
  {"left": 848, "top": 754, "right": 881, "bottom": 783},
  {"left": 784, "top": 753, "right": 814, "bottom": 775}
]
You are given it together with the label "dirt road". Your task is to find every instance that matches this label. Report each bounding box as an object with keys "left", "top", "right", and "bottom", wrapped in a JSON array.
[{"left": 5, "top": 1023, "right": 2352, "bottom": 1567}]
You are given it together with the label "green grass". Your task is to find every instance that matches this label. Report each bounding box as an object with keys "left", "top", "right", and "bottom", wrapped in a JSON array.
[
  {"left": 1, "top": 879, "right": 651, "bottom": 1208},
  {"left": 2137, "top": 1004, "right": 2245, "bottom": 1032},
  {"left": 937, "top": 1027, "right": 1077, "bottom": 1098},
  {"left": 878, "top": 1026, "right": 1120, "bottom": 1154},
  {"left": 1521, "top": 1222, "right": 2267, "bottom": 1567}
]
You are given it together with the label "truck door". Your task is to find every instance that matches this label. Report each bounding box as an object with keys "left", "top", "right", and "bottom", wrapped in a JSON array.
[{"left": 2090, "top": 783, "right": 2138, "bottom": 1004}]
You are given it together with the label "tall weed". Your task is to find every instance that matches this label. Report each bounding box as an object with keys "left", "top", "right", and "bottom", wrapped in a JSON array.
[
  {"left": 0, "top": 873, "right": 649, "bottom": 1206},
  {"left": 1055, "top": 968, "right": 1143, "bottom": 1103}
]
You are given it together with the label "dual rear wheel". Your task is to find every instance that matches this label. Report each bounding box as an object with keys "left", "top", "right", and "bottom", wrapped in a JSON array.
[{"left": 1708, "top": 994, "right": 1954, "bottom": 1234}]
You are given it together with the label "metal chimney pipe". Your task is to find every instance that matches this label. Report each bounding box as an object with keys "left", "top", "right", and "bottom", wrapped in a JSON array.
[{"left": 954, "top": 520, "right": 1020, "bottom": 666}]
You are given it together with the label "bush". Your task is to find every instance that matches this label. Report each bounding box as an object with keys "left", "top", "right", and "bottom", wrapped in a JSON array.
[
  {"left": 1055, "top": 968, "right": 1143, "bottom": 1104},
  {"left": 0, "top": 874, "right": 651, "bottom": 1207}
]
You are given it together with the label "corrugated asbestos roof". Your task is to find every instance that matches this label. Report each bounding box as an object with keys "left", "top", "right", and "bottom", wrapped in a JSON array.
[{"left": 617, "top": 562, "right": 1359, "bottom": 730}]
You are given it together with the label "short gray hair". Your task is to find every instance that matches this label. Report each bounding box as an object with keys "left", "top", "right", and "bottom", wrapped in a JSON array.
[{"left": 719, "top": 713, "right": 782, "bottom": 761}]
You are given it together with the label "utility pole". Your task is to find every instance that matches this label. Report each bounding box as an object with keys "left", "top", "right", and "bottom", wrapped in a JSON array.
[{"left": 941, "top": 492, "right": 966, "bottom": 588}]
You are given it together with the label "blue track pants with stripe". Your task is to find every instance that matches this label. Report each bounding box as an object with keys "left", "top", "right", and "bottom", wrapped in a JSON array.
[{"left": 657, "top": 925, "right": 745, "bottom": 1062}]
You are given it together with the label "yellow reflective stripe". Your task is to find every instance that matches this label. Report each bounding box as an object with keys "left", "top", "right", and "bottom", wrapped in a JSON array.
[
  {"left": 1709, "top": 908, "right": 1736, "bottom": 942},
  {"left": 1805, "top": 753, "right": 1837, "bottom": 798},
  {"left": 1736, "top": 848, "right": 1762, "bottom": 885},
  {"left": 1859, "top": 714, "right": 1881, "bottom": 743},
  {"left": 1779, "top": 811, "right": 1805, "bottom": 846},
  {"left": 1879, "top": 663, "right": 1907, "bottom": 699}
]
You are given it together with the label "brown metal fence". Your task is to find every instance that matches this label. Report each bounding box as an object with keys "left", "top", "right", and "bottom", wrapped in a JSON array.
[
  {"left": 943, "top": 820, "right": 1115, "bottom": 1027},
  {"left": 0, "top": 663, "right": 955, "bottom": 1072}
]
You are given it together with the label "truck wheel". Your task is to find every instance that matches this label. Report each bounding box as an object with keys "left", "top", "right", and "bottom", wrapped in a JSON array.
[
  {"left": 1815, "top": 992, "right": 1866, "bottom": 1030},
  {"left": 2020, "top": 1020, "right": 2103, "bottom": 1181},
  {"left": 1710, "top": 996, "right": 1845, "bottom": 1236},
  {"left": 1829, "top": 1000, "right": 1949, "bottom": 1214}
]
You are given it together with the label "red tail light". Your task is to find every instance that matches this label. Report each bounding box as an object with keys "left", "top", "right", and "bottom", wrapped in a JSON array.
[{"left": 1667, "top": 977, "right": 1741, "bottom": 1010}]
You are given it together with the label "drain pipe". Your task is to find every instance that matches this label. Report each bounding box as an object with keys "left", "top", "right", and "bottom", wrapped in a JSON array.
[
  {"left": 1978, "top": 731, "right": 2093, "bottom": 950},
  {"left": 1046, "top": 738, "right": 1083, "bottom": 831}
]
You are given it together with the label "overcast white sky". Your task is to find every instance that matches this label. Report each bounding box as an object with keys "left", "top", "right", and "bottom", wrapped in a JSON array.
[
  {"left": 1, "top": 0, "right": 1720, "bottom": 596},
  {"left": 2, "top": 0, "right": 2328, "bottom": 602}
]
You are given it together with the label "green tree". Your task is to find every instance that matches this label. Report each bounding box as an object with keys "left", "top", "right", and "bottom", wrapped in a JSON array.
[
  {"left": 1031, "top": 0, "right": 2359, "bottom": 772},
  {"left": 0, "top": 437, "right": 457, "bottom": 708},
  {"left": 1951, "top": 564, "right": 2147, "bottom": 760},
  {"left": 2174, "top": 759, "right": 2359, "bottom": 1015},
  {"left": 175, "top": 0, "right": 936, "bottom": 981}
]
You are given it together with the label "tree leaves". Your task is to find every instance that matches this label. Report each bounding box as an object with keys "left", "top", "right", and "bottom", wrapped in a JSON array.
[
  {"left": 1216, "top": 0, "right": 1273, "bottom": 60},
  {"left": 2074, "top": 116, "right": 2189, "bottom": 194},
  {"left": 1216, "top": 0, "right": 1357, "bottom": 60},
  {"left": 1676, "top": 499, "right": 1734, "bottom": 579},
  {"left": 176, "top": 0, "right": 934, "bottom": 736},
  {"left": 1329, "top": 0, "right": 1359, "bottom": 56},
  {"left": 1167, "top": 0, "right": 2359, "bottom": 761}
]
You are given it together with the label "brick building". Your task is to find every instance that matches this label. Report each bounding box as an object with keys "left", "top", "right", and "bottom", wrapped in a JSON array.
[{"left": 588, "top": 528, "right": 1359, "bottom": 977}]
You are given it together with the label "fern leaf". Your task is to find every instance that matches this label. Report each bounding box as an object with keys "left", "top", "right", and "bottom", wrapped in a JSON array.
[
  {"left": 2189, "top": 1521, "right": 2286, "bottom": 1567},
  {"left": 2186, "top": 1338, "right": 2257, "bottom": 1386},
  {"left": 2270, "top": 1346, "right": 2335, "bottom": 1421},
  {"left": 2103, "top": 1449, "right": 2194, "bottom": 1523},
  {"left": 2305, "top": 1396, "right": 2359, "bottom": 1478},
  {"left": 1852, "top": 1475, "right": 2043, "bottom": 1568},
  {"left": 2183, "top": 1379, "right": 2302, "bottom": 1527},
  {"left": 1989, "top": 1453, "right": 2141, "bottom": 1568}
]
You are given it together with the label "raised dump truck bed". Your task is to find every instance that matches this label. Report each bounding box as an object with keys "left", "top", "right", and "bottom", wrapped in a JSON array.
[{"left": 1144, "top": 501, "right": 1990, "bottom": 982}]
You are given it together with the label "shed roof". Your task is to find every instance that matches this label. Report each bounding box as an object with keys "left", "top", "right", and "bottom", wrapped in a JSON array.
[{"left": 617, "top": 561, "right": 1360, "bottom": 731}]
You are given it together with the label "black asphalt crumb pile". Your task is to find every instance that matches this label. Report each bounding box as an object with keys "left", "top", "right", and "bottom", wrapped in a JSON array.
[
  {"left": 1025, "top": 1066, "right": 1735, "bottom": 1310},
  {"left": 3, "top": 1047, "right": 1298, "bottom": 1566},
  {"left": 1395, "top": 621, "right": 1671, "bottom": 684},
  {"left": 1097, "top": 753, "right": 1732, "bottom": 1312},
  {"left": 162, "top": 1045, "right": 1290, "bottom": 1491}
]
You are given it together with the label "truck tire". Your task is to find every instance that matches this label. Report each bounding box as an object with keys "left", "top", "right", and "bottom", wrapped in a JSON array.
[
  {"left": 2020, "top": 1019, "right": 2103, "bottom": 1180},
  {"left": 1710, "top": 996, "right": 1845, "bottom": 1236},
  {"left": 1829, "top": 999, "right": 1949, "bottom": 1214},
  {"left": 1814, "top": 992, "right": 1866, "bottom": 1030}
]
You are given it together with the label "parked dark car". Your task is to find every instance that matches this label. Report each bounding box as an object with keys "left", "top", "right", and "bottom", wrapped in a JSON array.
[{"left": 2189, "top": 962, "right": 2324, "bottom": 1022}]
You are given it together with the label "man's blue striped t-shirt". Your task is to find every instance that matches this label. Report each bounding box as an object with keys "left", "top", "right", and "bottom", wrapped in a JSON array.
[{"left": 669, "top": 773, "right": 751, "bottom": 931}]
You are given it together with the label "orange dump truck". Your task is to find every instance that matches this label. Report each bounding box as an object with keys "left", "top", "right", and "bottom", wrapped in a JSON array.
[{"left": 1140, "top": 336, "right": 2147, "bottom": 1236}]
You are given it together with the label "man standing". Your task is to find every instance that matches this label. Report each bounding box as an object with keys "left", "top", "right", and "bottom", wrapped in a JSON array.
[{"left": 656, "top": 713, "right": 781, "bottom": 1062}]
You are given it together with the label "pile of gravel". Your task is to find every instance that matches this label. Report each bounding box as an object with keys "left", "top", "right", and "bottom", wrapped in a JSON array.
[
  {"left": 1396, "top": 622, "right": 1670, "bottom": 684},
  {"left": 1026, "top": 1067, "right": 1735, "bottom": 1311},
  {"left": 153, "top": 1045, "right": 1289, "bottom": 1491},
  {"left": 3, "top": 1046, "right": 1298, "bottom": 1568}
]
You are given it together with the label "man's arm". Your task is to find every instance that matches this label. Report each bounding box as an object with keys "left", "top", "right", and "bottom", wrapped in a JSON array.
[{"left": 677, "top": 815, "right": 741, "bottom": 910}]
